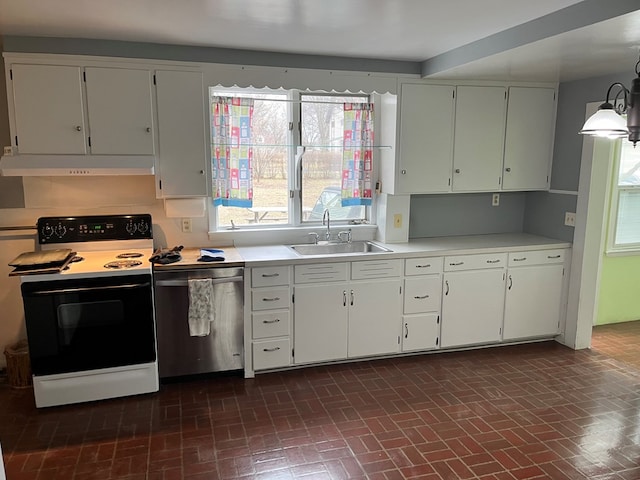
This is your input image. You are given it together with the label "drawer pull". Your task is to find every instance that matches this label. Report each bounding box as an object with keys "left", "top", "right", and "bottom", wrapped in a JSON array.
[
  {"left": 513, "top": 257, "right": 527, "bottom": 262},
  {"left": 262, "top": 318, "right": 281, "bottom": 324},
  {"left": 261, "top": 273, "right": 280, "bottom": 278},
  {"left": 547, "top": 254, "right": 561, "bottom": 259},
  {"left": 263, "top": 347, "right": 281, "bottom": 352},
  {"left": 262, "top": 297, "right": 280, "bottom": 302},
  {"left": 449, "top": 262, "right": 464, "bottom": 266},
  {"left": 415, "top": 264, "right": 431, "bottom": 268},
  {"left": 414, "top": 294, "right": 429, "bottom": 299},
  {"left": 486, "top": 259, "right": 501, "bottom": 264}
]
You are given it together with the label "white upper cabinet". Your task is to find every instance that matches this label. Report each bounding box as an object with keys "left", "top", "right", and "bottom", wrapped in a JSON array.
[
  {"left": 155, "top": 70, "right": 208, "bottom": 197},
  {"left": 396, "top": 84, "right": 455, "bottom": 194},
  {"left": 11, "top": 64, "right": 87, "bottom": 154},
  {"left": 502, "top": 87, "right": 556, "bottom": 191},
  {"left": 84, "top": 67, "right": 155, "bottom": 155},
  {"left": 452, "top": 86, "right": 506, "bottom": 192}
]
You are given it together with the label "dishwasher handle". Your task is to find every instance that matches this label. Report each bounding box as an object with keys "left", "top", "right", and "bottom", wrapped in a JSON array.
[{"left": 155, "top": 275, "right": 244, "bottom": 287}]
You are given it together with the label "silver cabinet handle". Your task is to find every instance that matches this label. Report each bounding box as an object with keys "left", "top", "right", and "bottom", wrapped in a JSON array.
[
  {"left": 146, "top": 127, "right": 152, "bottom": 133},
  {"left": 445, "top": 280, "right": 449, "bottom": 295},
  {"left": 415, "top": 264, "right": 431, "bottom": 268},
  {"left": 405, "top": 323, "right": 409, "bottom": 339},
  {"left": 486, "top": 259, "right": 501, "bottom": 264},
  {"left": 263, "top": 347, "right": 280, "bottom": 352},
  {"left": 262, "top": 273, "right": 280, "bottom": 278},
  {"left": 455, "top": 168, "right": 461, "bottom": 173},
  {"left": 414, "top": 294, "right": 429, "bottom": 299},
  {"left": 449, "top": 261, "right": 464, "bottom": 266},
  {"left": 263, "top": 318, "right": 281, "bottom": 324},
  {"left": 262, "top": 297, "right": 280, "bottom": 302},
  {"left": 508, "top": 274, "right": 513, "bottom": 290},
  {"left": 547, "top": 254, "right": 561, "bottom": 259},
  {"left": 343, "top": 290, "right": 347, "bottom": 307},
  {"left": 513, "top": 257, "right": 527, "bottom": 262},
  {"left": 505, "top": 167, "right": 511, "bottom": 172},
  {"left": 350, "top": 289, "right": 354, "bottom": 306},
  {"left": 401, "top": 169, "right": 407, "bottom": 174},
  {"left": 199, "top": 170, "right": 205, "bottom": 175},
  {"left": 75, "top": 125, "right": 82, "bottom": 132}
]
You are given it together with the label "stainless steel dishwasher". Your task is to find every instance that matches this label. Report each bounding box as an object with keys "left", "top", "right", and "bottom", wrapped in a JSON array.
[{"left": 153, "top": 266, "right": 244, "bottom": 378}]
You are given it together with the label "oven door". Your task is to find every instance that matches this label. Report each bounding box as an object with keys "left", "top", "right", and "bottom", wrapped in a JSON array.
[{"left": 21, "top": 274, "right": 156, "bottom": 376}]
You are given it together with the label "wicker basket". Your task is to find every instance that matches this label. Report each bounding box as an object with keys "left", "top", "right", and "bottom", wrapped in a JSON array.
[{"left": 4, "top": 339, "right": 32, "bottom": 388}]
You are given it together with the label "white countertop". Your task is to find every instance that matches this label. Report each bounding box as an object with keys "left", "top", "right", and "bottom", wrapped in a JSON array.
[{"left": 236, "top": 233, "right": 571, "bottom": 266}]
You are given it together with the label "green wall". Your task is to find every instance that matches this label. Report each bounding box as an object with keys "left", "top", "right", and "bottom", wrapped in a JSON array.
[{"left": 597, "top": 255, "right": 640, "bottom": 325}]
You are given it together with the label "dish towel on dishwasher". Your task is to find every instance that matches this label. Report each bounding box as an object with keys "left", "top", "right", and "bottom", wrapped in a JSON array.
[{"left": 188, "top": 278, "right": 215, "bottom": 336}]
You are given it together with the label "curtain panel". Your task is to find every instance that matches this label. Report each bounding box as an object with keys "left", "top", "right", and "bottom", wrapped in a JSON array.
[
  {"left": 211, "top": 97, "right": 254, "bottom": 207},
  {"left": 342, "top": 103, "right": 374, "bottom": 206}
]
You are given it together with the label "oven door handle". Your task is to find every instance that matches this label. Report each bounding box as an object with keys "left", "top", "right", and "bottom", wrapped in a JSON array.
[
  {"left": 29, "top": 282, "right": 151, "bottom": 295},
  {"left": 155, "top": 276, "right": 244, "bottom": 287}
]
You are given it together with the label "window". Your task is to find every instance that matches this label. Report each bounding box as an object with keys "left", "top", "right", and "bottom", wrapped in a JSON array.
[
  {"left": 608, "top": 140, "right": 640, "bottom": 252},
  {"left": 210, "top": 88, "right": 371, "bottom": 231}
]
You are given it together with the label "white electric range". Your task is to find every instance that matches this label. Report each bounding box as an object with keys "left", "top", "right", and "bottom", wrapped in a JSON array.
[{"left": 19, "top": 214, "right": 159, "bottom": 408}]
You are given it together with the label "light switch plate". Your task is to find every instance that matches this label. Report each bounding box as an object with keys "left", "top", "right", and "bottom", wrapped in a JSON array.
[
  {"left": 393, "top": 214, "right": 402, "bottom": 228},
  {"left": 564, "top": 212, "right": 576, "bottom": 227}
]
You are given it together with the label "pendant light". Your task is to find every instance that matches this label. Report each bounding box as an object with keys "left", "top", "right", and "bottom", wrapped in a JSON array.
[{"left": 579, "top": 56, "right": 640, "bottom": 146}]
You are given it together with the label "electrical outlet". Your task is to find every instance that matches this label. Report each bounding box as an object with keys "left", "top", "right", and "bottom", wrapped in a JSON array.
[
  {"left": 181, "top": 218, "right": 192, "bottom": 233},
  {"left": 3, "top": 146, "right": 13, "bottom": 156},
  {"left": 393, "top": 214, "right": 402, "bottom": 228},
  {"left": 564, "top": 212, "right": 576, "bottom": 227},
  {"left": 492, "top": 193, "right": 500, "bottom": 206}
]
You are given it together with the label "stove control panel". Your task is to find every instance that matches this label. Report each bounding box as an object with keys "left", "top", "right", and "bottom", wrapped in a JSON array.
[{"left": 38, "top": 214, "right": 153, "bottom": 244}]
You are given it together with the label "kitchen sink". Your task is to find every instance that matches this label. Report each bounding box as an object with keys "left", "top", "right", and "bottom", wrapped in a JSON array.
[{"left": 289, "top": 241, "right": 392, "bottom": 256}]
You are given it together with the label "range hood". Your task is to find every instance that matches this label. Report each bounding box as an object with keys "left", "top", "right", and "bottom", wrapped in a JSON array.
[{"left": 0, "top": 154, "right": 155, "bottom": 176}]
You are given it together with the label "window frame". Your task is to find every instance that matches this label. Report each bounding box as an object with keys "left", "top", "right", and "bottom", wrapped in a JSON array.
[
  {"left": 606, "top": 139, "right": 640, "bottom": 255},
  {"left": 208, "top": 87, "right": 376, "bottom": 233}
]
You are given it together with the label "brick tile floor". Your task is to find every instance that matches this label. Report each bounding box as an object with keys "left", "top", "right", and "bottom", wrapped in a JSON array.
[{"left": 1, "top": 325, "right": 640, "bottom": 479}]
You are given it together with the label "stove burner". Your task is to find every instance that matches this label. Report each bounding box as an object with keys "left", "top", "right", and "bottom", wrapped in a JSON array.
[
  {"left": 104, "top": 260, "right": 143, "bottom": 269},
  {"left": 117, "top": 252, "right": 143, "bottom": 259}
]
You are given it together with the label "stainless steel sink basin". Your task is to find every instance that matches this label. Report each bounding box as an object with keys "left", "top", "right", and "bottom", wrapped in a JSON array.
[{"left": 289, "top": 241, "right": 392, "bottom": 256}]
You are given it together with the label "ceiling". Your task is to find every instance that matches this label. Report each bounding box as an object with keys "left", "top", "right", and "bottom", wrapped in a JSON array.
[{"left": 0, "top": 0, "right": 639, "bottom": 82}]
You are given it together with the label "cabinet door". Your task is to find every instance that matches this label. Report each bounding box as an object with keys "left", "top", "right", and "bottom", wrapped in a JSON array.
[
  {"left": 155, "top": 70, "right": 207, "bottom": 197},
  {"left": 452, "top": 86, "right": 506, "bottom": 192},
  {"left": 504, "top": 264, "right": 563, "bottom": 340},
  {"left": 502, "top": 87, "right": 556, "bottom": 191},
  {"left": 397, "top": 84, "right": 454, "bottom": 194},
  {"left": 11, "top": 64, "right": 87, "bottom": 154},
  {"left": 348, "top": 280, "right": 401, "bottom": 358},
  {"left": 441, "top": 269, "right": 505, "bottom": 347},
  {"left": 294, "top": 284, "right": 348, "bottom": 364},
  {"left": 402, "top": 313, "right": 440, "bottom": 352},
  {"left": 85, "top": 67, "right": 154, "bottom": 154}
]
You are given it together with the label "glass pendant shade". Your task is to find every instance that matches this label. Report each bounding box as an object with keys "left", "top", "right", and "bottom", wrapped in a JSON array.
[{"left": 579, "top": 107, "right": 629, "bottom": 138}]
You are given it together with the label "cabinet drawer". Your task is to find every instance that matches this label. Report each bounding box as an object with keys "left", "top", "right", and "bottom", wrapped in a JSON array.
[
  {"left": 404, "top": 276, "right": 442, "bottom": 314},
  {"left": 251, "top": 287, "right": 289, "bottom": 311},
  {"left": 508, "top": 249, "right": 565, "bottom": 267},
  {"left": 444, "top": 253, "right": 507, "bottom": 271},
  {"left": 252, "top": 310, "right": 290, "bottom": 339},
  {"left": 253, "top": 339, "right": 290, "bottom": 370},
  {"left": 252, "top": 266, "right": 290, "bottom": 287},
  {"left": 295, "top": 263, "right": 348, "bottom": 284},
  {"left": 351, "top": 259, "right": 402, "bottom": 279},
  {"left": 405, "top": 257, "right": 443, "bottom": 275}
]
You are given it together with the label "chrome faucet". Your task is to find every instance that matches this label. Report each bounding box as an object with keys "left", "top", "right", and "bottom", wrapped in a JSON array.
[{"left": 322, "top": 209, "right": 331, "bottom": 241}]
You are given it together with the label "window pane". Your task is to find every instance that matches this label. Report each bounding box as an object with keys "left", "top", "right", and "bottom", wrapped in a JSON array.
[
  {"left": 615, "top": 189, "right": 640, "bottom": 246},
  {"left": 618, "top": 141, "right": 640, "bottom": 186},
  {"left": 301, "top": 95, "right": 366, "bottom": 223},
  {"left": 212, "top": 92, "right": 290, "bottom": 227}
]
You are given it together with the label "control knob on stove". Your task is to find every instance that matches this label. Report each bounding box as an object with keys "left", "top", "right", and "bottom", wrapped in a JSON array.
[
  {"left": 137, "top": 220, "right": 149, "bottom": 234},
  {"left": 41, "top": 224, "right": 54, "bottom": 239},
  {"left": 125, "top": 222, "right": 137, "bottom": 235},
  {"left": 54, "top": 224, "right": 67, "bottom": 238}
]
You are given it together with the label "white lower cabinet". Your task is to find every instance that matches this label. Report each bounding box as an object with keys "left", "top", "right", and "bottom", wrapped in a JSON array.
[
  {"left": 293, "top": 260, "right": 402, "bottom": 364},
  {"left": 402, "top": 314, "right": 440, "bottom": 351},
  {"left": 441, "top": 254, "right": 506, "bottom": 348},
  {"left": 503, "top": 250, "right": 566, "bottom": 340}
]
